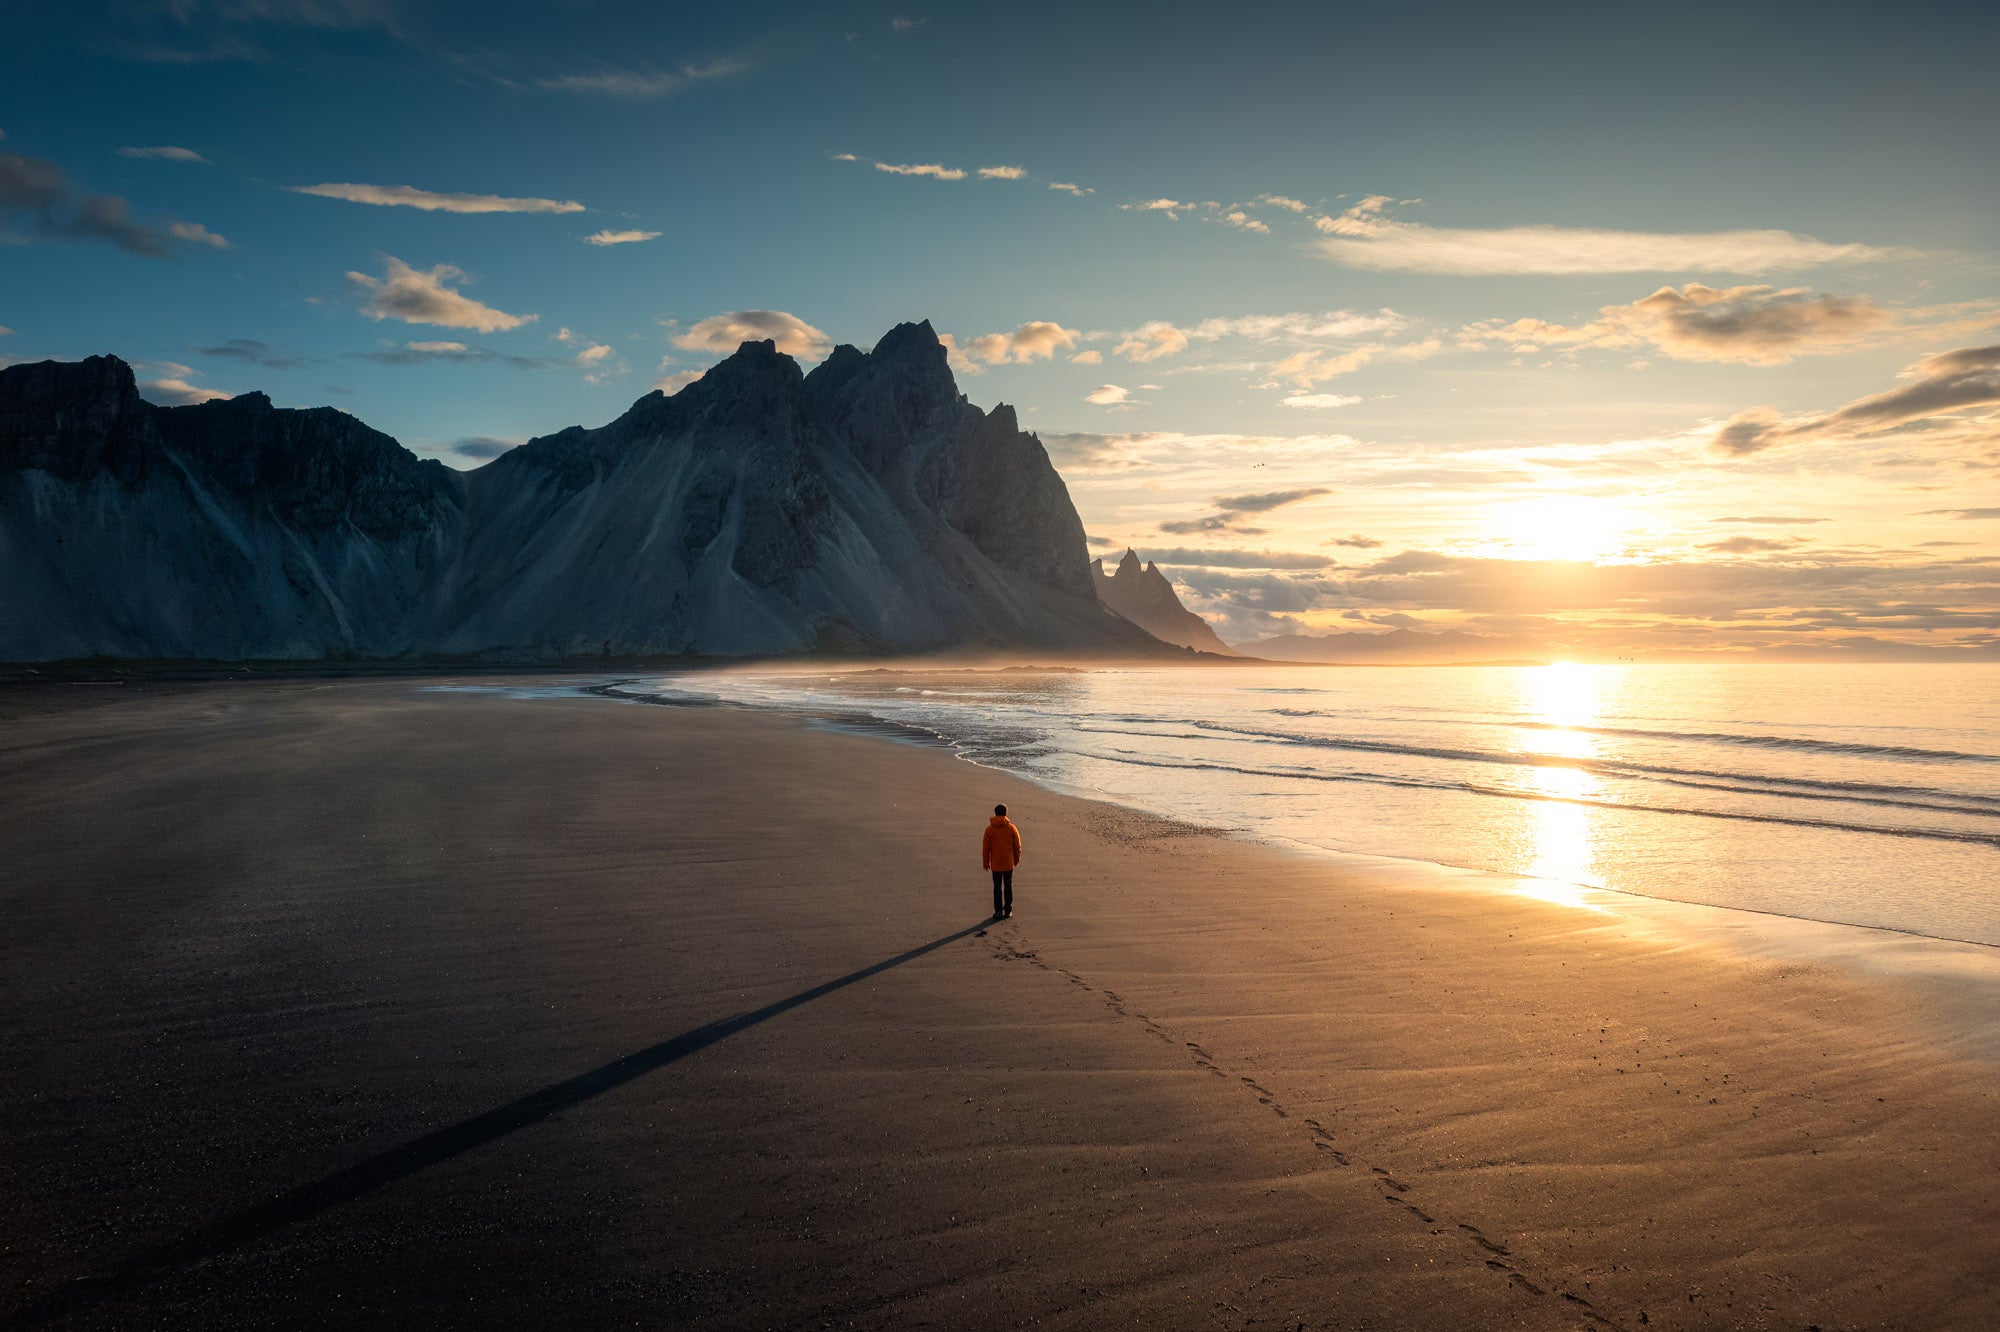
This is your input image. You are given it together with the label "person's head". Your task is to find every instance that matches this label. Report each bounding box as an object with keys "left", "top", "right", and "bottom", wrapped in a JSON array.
[{"left": 994, "top": 803, "right": 1007, "bottom": 817}]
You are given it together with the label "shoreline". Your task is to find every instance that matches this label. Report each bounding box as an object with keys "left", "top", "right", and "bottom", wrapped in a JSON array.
[
  {"left": 5, "top": 677, "right": 1997, "bottom": 1328},
  {"left": 590, "top": 676, "right": 2000, "bottom": 1049}
]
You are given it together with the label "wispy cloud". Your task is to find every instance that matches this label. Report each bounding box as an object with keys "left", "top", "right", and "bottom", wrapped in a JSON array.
[
  {"left": 1459, "top": 283, "right": 1975, "bottom": 366},
  {"left": 977, "top": 165, "right": 1026, "bottom": 180},
  {"left": 290, "top": 182, "right": 585, "bottom": 214},
  {"left": 1919, "top": 507, "right": 2000, "bottom": 519},
  {"left": 1313, "top": 197, "right": 1912, "bottom": 275},
  {"left": 1219, "top": 209, "right": 1268, "bottom": 234},
  {"left": 946, "top": 320, "right": 1079, "bottom": 371},
  {"left": 583, "top": 228, "right": 659, "bottom": 246},
  {"left": 1268, "top": 337, "right": 1443, "bottom": 387},
  {"left": 449, "top": 435, "right": 521, "bottom": 461},
  {"left": 169, "top": 220, "right": 230, "bottom": 249},
  {"left": 1085, "top": 383, "right": 1136, "bottom": 406},
  {"left": 195, "top": 337, "right": 306, "bottom": 367},
  {"left": 1, "top": 151, "right": 223, "bottom": 258},
  {"left": 1113, "top": 321, "right": 1189, "bottom": 363},
  {"left": 1048, "top": 181, "right": 1093, "bottom": 196},
  {"left": 1713, "top": 344, "right": 2000, "bottom": 455},
  {"left": 671, "top": 309, "right": 831, "bottom": 360},
  {"left": 534, "top": 58, "right": 747, "bottom": 99},
  {"left": 118, "top": 145, "right": 209, "bottom": 163},
  {"left": 346, "top": 256, "right": 535, "bottom": 332},
  {"left": 1280, "top": 392, "right": 1362, "bottom": 409},
  {"left": 136, "top": 360, "right": 230, "bottom": 404},
  {"left": 874, "top": 162, "right": 967, "bottom": 180},
  {"left": 353, "top": 339, "right": 543, "bottom": 369}
]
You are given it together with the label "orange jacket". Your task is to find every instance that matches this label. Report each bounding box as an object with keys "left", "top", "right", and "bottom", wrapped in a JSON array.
[{"left": 981, "top": 816, "right": 1022, "bottom": 871}]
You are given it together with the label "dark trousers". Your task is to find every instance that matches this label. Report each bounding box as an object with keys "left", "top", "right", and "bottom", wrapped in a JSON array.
[{"left": 991, "top": 869, "right": 1013, "bottom": 914}]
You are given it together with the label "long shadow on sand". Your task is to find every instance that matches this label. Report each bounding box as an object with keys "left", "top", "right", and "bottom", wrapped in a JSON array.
[{"left": 13, "top": 918, "right": 995, "bottom": 1325}]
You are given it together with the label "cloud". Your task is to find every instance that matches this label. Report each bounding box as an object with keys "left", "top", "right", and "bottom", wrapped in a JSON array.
[
  {"left": 118, "top": 145, "right": 209, "bottom": 163},
  {"left": 1157, "top": 486, "right": 1331, "bottom": 537},
  {"left": 951, "top": 320, "right": 1079, "bottom": 369},
  {"left": 1171, "top": 548, "right": 2000, "bottom": 648},
  {"left": 1107, "top": 309, "right": 1413, "bottom": 371},
  {"left": 655, "top": 368, "right": 705, "bottom": 393},
  {"left": 1048, "top": 182, "right": 1093, "bottom": 196},
  {"left": 1256, "top": 194, "right": 1309, "bottom": 212},
  {"left": 1701, "top": 536, "right": 1804, "bottom": 554},
  {"left": 1220, "top": 209, "right": 1269, "bottom": 234},
  {"left": 195, "top": 337, "right": 305, "bottom": 367},
  {"left": 1158, "top": 515, "right": 1242, "bottom": 534},
  {"left": 353, "top": 339, "right": 543, "bottom": 369},
  {"left": 1140, "top": 547, "right": 1336, "bottom": 570},
  {"left": 1269, "top": 336, "right": 1443, "bottom": 387},
  {"left": 1085, "top": 384, "right": 1134, "bottom": 406},
  {"left": 1070, "top": 349, "right": 1102, "bottom": 365},
  {"left": 574, "top": 343, "right": 614, "bottom": 364},
  {"left": 889, "top": 16, "right": 926, "bottom": 32},
  {"left": 290, "top": 182, "right": 584, "bottom": 214},
  {"left": 346, "top": 256, "right": 536, "bottom": 332},
  {"left": 582, "top": 228, "right": 660, "bottom": 246},
  {"left": 169, "top": 220, "right": 230, "bottom": 249},
  {"left": 136, "top": 361, "right": 229, "bottom": 405},
  {"left": 1464, "top": 284, "right": 1923, "bottom": 365},
  {"left": 1121, "top": 198, "right": 1216, "bottom": 221},
  {"left": 1715, "top": 515, "right": 1827, "bottom": 525},
  {"left": 1188, "top": 310, "right": 1407, "bottom": 342},
  {"left": 672, "top": 310, "right": 832, "bottom": 360},
  {"left": 873, "top": 162, "right": 967, "bottom": 180},
  {"left": 1213, "top": 487, "right": 1330, "bottom": 513},
  {"left": 1920, "top": 507, "right": 2000, "bottom": 519},
  {"left": 1280, "top": 392, "right": 1362, "bottom": 409},
  {"left": 0, "top": 151, "right": 219, "bottom": 258},
  {"left": 450, "top": 435, "right": 520, "bottom": 460},
  {"left": 1113, "top": 321, "right": 1190, "bottom": 363},
  {"left": 1313, "top": 198, "right": 1911, "bottom": 275},
  {"left": 534, "top": 58, "right": 747, "bottom": 99},
  {"left": 1712, "top": 344, "right": 2000, "bottom": 455},
  {"left": 1326, "top": 534, "right": 1383, "bottom": 548},
  {"left": 977, "top": 165, "right": 1027, "bottom": 180}
]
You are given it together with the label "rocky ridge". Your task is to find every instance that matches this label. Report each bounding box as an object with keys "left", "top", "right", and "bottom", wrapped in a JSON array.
[
  {"left": 0, "top": 323, "right": 1164, "bottom": 662},
  {"left": 1093, "top": 549, "right": 1239, "bottom": 655}
]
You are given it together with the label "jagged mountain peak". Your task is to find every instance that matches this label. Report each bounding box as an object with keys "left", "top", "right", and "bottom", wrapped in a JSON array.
[{"left": 1, "top": 325, "right": 1171, "bottom": 661}]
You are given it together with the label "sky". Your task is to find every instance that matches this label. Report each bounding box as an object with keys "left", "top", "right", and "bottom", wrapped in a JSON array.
[{"left": 4, "top": 0, "right": 1998, "bottom": 654}]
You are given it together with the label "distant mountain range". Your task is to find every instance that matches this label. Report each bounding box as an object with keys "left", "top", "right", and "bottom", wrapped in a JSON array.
[
  {"left": 1235, "top": 628, "right": 1548, "bottom": 663},
  {"left": 1093, "top": 549, "right": 1239, "bottom": 655},
  {"left": 0, "top": 322, "right": 1171, "bottom": 662}
]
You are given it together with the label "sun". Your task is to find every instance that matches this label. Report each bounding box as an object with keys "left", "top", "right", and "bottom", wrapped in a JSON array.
[{"left": 1486, "top": 494, "right": 1635, "bottom": 563}]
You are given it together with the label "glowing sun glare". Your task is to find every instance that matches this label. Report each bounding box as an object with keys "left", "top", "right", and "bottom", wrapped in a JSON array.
[{"left": 1489, "top": 495, "right": 1632, "bottom": 563}]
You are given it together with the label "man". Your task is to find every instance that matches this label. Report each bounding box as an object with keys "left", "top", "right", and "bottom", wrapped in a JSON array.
[{"left": 981, "top": 803, "right": 1022, "bottom": 919}]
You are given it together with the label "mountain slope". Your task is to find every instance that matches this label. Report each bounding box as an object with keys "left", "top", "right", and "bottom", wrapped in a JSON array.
[
  {"left": 0, "top": 324, "right": 1161, "bottom": 662},
  {"left": 1092, "top": 550, "right": 1239, "bottom": 655}
]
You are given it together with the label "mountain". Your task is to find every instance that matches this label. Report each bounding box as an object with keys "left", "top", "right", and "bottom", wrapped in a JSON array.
[
  {"left": 1239, "top": 628, "right": 1548, "bottom": 663},
  {"left": 1092, "top": 549, "right": 1238, "bottom": 655},
  {"left": 0, "top": 322, "right": 1164, "bottom": 662}
]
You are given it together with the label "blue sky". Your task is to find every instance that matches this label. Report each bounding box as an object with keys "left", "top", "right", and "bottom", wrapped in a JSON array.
[{"left": 4, "top": 0, "right": 1997, "bottom": 650}]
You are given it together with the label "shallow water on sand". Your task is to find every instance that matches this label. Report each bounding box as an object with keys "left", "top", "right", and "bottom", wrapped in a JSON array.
[{"left": 636, "top": 663, "right": 2000, "bottom": 948}]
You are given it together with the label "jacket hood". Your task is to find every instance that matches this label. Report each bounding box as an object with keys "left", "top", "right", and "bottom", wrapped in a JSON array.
[{"left": 989, "top": 815, "right": 1012, "bottom": 825}]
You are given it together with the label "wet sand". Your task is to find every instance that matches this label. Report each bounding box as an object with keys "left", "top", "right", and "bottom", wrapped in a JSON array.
[{"left": 1, "top": 677, "right": 1995, "bottom": 1329}]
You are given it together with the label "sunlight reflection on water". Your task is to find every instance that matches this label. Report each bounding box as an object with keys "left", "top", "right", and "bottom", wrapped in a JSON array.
[{"left": 1515, "top": 664, "right": 1609, "bottom": 911}]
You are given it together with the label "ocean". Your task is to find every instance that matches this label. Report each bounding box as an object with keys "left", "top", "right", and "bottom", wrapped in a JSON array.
[{"left": 629, "top": 662, "right": 2000, "bottom": 948}]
